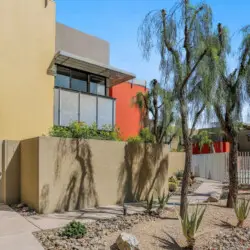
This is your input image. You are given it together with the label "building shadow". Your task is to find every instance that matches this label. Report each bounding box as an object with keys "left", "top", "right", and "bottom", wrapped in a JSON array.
[{"left": 117, "top": 142, "right": 168, "bottom": 204}]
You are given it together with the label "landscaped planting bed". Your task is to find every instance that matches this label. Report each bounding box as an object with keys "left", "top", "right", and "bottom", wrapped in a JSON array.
[{"left": 34, "top": 213, "right": 157, "bottom": 250}]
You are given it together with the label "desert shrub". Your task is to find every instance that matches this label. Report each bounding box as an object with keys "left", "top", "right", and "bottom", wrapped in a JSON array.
[
  {"left": 49, "top": 121, "right": 120, "bottom": 141},
  {"left": 168, "top": 182, "right": 177, "bottom": 192},
  {"left": 234, "top": 198, "right": 250, "bottom": 227},
  {"left": 49, "top": 125, "right": 72, "bottom": 138},
  {"left": 178, "top": 204, "right": 206, "bottom": 249},
  {"left": 60, "top": 221, "right": 87, "bottom": 239},
  {"left": 170, "top": 148, "right": 178, "bottom": 152},
  {"left": 175, "top": 170, "right": 184, "bottom": 180},
  {"left": 139, "top": 128, "right": 154, "bottom": 143},
  {"left": 158, "top": 190, "right": 172, "bottom": 209},
  {"left": 169, "top": 176, "right": 178, "bottom": 184},
  {"left": 127, "top": 136, "right": 142, "bottom": 143}
]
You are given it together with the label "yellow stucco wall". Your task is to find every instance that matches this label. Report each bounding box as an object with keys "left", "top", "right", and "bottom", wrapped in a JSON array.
[{"left": 0, "top": 0, "right": 55, "bottom": 140}]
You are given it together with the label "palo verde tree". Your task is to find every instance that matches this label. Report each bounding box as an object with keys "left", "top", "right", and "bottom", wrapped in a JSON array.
[
  {"left": 138, "top": 0, "right": 221, "bottom": 217},
  {"left": 213, "top": 25, "right": 250, "bottom": 207},
  {"left": 134, "top": 79, "right": 181, "bottom": 144}
]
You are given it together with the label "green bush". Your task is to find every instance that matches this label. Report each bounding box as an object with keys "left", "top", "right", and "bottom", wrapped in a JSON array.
[
  {"left": 178, "top": 205, "right": 206, "bottom": 249},
  {"left": 139, "top": 128, "right": 154, "bottom": 143},
  {"left": 127, "top": 136, "right": 143, "bottom": 143},
  {"left": 175, "top": 170, "right": 184, "bottom": 180},
  {"left": 168, "top": 182, "right": 177, "bottom": 192},
  {"left": 169, "top": 176, "right": 178, "bottom": 184},
  {"left": 60, "top": 220, "right": 87, "bottom": 239},
  {"left": 234, "top": 198, "right": 250, "bottom": 227},
  {"left": 49, "top": 121, "right": 121, "bottom": 141}
]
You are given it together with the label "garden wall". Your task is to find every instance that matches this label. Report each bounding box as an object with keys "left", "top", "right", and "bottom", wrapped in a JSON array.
[
  {"left": 20, "top": 137, "right": 185, "bottom": 213},
  {"left": 0, "top": 140, "right": 20, "bottom": 204}
]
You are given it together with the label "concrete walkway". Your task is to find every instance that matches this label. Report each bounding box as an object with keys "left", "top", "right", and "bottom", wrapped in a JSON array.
[
  {"left": 0, "top": 204, "right": 43, "bottom": 250},
  {"left": 26, "top": 204, "right": 145, "bottom": 230},
  {"left": 169, "top": 178, "right": 224, "bottom": 205},
  {"left": 0, "top": 179, "right": 224, "bottom": 249}
]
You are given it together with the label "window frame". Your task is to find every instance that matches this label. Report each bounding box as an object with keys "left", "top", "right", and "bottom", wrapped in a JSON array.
[{"left": 55, "top": 64, "right": 107, "bottom": 96}]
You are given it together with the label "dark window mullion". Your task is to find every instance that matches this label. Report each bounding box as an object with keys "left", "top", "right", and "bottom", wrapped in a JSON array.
[
  {"left": 87, "top": 74, "right": 90, "bottom": 93},
  {"left": 104, "top": 78, "right": 107, "bottom": 96},
  {"left": 69, "top": 68, "right": 72, "bottom": 89}
]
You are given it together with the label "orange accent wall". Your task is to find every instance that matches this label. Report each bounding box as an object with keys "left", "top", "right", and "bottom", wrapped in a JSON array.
[
  {"left": 110, "top": 82, "right": 147, "bottom": 140},
  {"left": 192, "top": 142, "right": 230, "bottom": 154}
]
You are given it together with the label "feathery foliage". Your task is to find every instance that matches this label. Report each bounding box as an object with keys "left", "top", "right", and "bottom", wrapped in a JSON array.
[
  {"left": 138, "top": 0, "right": 220, "bottom": 218},
  {"left": 212, "top": 24, "right": 250, "bottom": 207},
  {"left": 134, "top": 79, "right": 181, "bottom": 144}
]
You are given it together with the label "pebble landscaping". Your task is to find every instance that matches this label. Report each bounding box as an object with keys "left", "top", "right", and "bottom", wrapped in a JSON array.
[
  {"left": 34, "top": 213, "right": 157, "bottom": 250},
  {"left": 204, "top": 227, "right": 250, "bottom": 250}
]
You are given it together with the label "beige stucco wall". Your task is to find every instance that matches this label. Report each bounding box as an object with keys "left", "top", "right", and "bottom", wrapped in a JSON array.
[
  {"left": 19, "top": 137, "right": 185, "bottom": 213},
  {"left": 56, "top": 23, "right": 110, "bottom": 64},
  {"left": 0, "top": 0, "right": 55, "bottom": 140},
  {"left": 168, "top": 152, "right": 186, "bottom": 177},
  {"left": 2, "top": 141, "right": 21, "bottom": 204},
  {"left": 21, "top": 138, "right": 39, "bottom": 210}
]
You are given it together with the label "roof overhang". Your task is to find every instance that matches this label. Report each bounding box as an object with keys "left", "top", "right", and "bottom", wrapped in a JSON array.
[{"left": 48, "top": 51, "right": 136, "bottom": 87}]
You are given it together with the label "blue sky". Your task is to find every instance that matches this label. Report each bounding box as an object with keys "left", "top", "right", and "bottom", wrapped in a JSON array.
[{"left": 56, "top": 0, "right": 250, "bottom": 84}]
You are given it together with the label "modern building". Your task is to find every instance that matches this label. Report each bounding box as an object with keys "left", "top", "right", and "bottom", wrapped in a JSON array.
[{"left": 0, "top": 0, "right": 146, "bottom": 140}]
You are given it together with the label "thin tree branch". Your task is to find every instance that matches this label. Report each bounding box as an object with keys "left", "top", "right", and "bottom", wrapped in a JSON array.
[
  {"left": 214, "top": 104, "right": 227, "bottom": 132},
  {"left": 182, "top": 49, "right": 207, "bottom": 89},
  {"left": 161, "top": 9, "right": 182, "bottom": 82},
  {"left": 235, "top": 46, "right": 249, "bottom": 88},
  {"left": 189, "top": 104, "right": 206, "bottom": 137},
  {"left": 189, "top": 6, "right": 204, "bottom": 32},
  {"left": 184, "top": 0, "right": 191, "bottom": 73},
  {"left": 166, "top": 132, "right": 178, "bottom": 145}
]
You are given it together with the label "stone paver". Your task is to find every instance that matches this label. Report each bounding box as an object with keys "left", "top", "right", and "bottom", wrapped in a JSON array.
[
  {"left": 0, "top": 204, "right": 43, "bottom": 250},
  {"left": 26, "top": 204, "right": 146, "bottom": 230},
  {"left": 168, "top": 178, "right": 224, "bottom": 205}
]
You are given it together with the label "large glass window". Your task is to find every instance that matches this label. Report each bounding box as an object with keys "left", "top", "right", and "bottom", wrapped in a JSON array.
[
  {"left": 55, "top": 66, "right": 70, "bottom": 88},
  {"left": 55, "top": 65, "right": 106, "bottom": 96},
  {"left": 71, "top": 70, "right": 87, "bottom": 92},
  {"left": 90, "top": 75, "right": 105, "bottom": 96}
]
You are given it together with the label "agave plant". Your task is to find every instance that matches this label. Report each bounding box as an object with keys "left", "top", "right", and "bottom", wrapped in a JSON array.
[
  {"left": 146, "top": 195, "right": 154, "bottom": 214},
  {"left": 178, "top": 204, "right": 206, "bottom": 249},
  {"left": 234, "top": 198, "right": 250, "bottom": 227},
  {"left": 158, "top": 190, "right": 172, "bottom": 210}
]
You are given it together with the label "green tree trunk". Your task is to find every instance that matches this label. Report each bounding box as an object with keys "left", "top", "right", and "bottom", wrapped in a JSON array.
[{"left": 227, "top": 137, "right": 238, "bottom": 208}]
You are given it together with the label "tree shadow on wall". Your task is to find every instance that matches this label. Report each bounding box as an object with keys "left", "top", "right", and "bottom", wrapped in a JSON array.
[
  {"left": 117, "top": 142, "right": 169, "bottom": 204},
  {"left": 40, "top": 184, "right": 50, "bottom": 213},
  {"left": 54, "top": 139, "right": 99, "bottom": 212}
]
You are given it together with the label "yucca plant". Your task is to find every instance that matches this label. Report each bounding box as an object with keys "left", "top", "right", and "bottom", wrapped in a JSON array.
[
  {"left": 158, "top": 190, "right": 172, "bottom": 210},
  {"left": 178, "top": 205, "right": 206, "bottom": 249},
  {"left": 146, "top": 195, "right": 154, "bottom": 214},
  {"left": 234, "top": 198, "right": 250, "bottom": 227}
]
